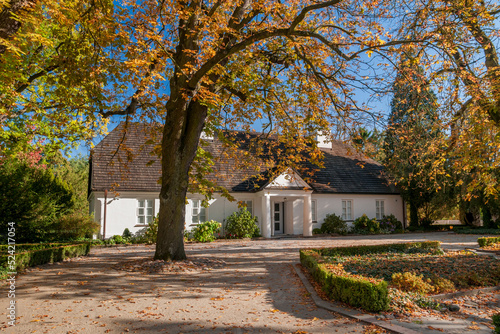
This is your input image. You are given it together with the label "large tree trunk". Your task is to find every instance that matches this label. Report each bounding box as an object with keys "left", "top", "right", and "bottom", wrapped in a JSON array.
[
  {"left": 409, "top": 201, "right": 419, "bottom": 227},
  {"left": 154, "top": 98, "right": 208, "bottom": 261},
  {"left": 0, "top": 0, "right": 37, "bottom": 54}
]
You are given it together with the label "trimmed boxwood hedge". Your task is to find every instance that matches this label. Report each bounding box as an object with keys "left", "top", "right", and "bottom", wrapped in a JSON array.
[
  {"left": 478, "top": 236, "right": 500, "bottom": 247},
  {"left": 299, "top": 241, "right": 442, "bottom": 312},
  {"left": 300, "top": 249, "right": 389, "bottom": 312},
  {"left": 0, "top": 243, "right": 74, "bottom": 252},
  {"left": 317, "top": 241, "right": 441, "bottom": 257},
  {"left": 0, "top": 243, "right": 91, "bottom": 271}
]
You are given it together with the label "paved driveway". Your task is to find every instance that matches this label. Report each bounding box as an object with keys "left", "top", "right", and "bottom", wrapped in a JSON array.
[{"left": 0, "top": 232, "right": 484, "bottom": 333}]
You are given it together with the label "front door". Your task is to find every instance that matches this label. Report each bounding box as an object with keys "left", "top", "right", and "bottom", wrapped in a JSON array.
[{"left": 273, "top": 202, "right": 283, "bottom": 234}]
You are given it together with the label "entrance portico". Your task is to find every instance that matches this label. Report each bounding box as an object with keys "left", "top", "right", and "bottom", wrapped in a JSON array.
[{"left": 259, "top": 189, "right": 313, "bottom": 238}]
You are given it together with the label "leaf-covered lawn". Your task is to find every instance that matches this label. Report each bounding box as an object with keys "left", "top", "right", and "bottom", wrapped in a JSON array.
[{"left": 326, "top": 250, "right": 500, "bottom": 291}]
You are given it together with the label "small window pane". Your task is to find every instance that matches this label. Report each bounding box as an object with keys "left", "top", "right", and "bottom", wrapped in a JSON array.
[
  {"left": 274, "top": 203, "right": 279, "bottom": 211},
  {"left": 246, "top": 201, "right": 253, "bottom": 215},
  {"left": 311, "top": 200, "right": 317, "bottom": 222},
  {"left": 138, "top": 216, "right": 145, "bottom": 225},
  {"left": 138, "top": 200, "right": 145, "bottom": 208},
  {"left": 200, "top": 207, "right": 206, "bottom": 222},
  {"left": 342, "top": 200, "right": 352, "bottom": 220}
]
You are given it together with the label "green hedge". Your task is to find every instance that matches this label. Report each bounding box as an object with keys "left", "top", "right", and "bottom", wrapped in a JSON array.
[
  {"left": 317, "top": 241, "right": 441, "bottom": 257},
  {"left": 299, "top": 242, "right": 443, "bottom": 312},
  {"left": 0, "top": 243, "right": 90, "bottom": 271},
  {"left": 478, "top": 236, "right": 500, "bottom": 247},
  {"left": 455, "top": 228, "right": 500, "bottom": 235},
  {"left": 0, "top": 243, "right": 74, "bottom": 252},
  {"left": 492, "top": 313, "right": 500, "bottom": 334},
  {"left": 300, "top": 249, "right": 389, "bottom": 312}
]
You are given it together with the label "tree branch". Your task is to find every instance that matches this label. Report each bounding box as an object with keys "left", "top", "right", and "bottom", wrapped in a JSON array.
[
  {"left": 15, "top": 64, "right": 59, "bottom": 93},
  {"left": 288, "top": 0, "right": 343, "bottom": 32}
]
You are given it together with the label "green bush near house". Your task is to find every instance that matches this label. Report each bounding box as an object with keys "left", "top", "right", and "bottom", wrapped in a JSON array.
[
  {"left": 379, "top": 214, "right": 403, "bottom": 233},
  {"left": 312, "top": 228, "right": 323, "bottom": 235},
  {"left": 50, "top": 213, "right": 100, "bottom": 241},
  {"left": 122, "top": 228, "right": 132, "bottom": 239},
  {"left": 320, "top": 213, "right": 348, "bottom": 235},
  {"left": 140, "top": 215, "right": 158, "bottom": 244},
  {"left": 111, "top": 235, "right": 127, "bottom": 244},
  {"left": 191, "top": 220, "right": 221, "bottom": 242},
  {"left": 478, "top": 236, "right": 500, "bottom": 247},
  {"left": 225, "top": 208, "right": 260, "bottom": 238},
  {"left": 352, "top": 214, "right": 380, "bottom": 234}
]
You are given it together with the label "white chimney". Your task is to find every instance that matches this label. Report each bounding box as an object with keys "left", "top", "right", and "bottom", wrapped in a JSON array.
[{"left": 316, "top": 131, "right": 332, "bottom": 149}]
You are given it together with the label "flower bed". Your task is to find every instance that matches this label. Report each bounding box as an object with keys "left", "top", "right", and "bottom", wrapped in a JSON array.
[{"left": 300, "top": 241, "right": 500, "bottom": 312}]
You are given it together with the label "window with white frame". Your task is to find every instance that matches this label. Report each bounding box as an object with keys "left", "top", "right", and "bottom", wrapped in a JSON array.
[
  {"left": 137, "top": 199, "right": 154, "bottom": 226},
  {"left": 342, "top": 200, "right": 353, "bottom": 221},
  {"left": 376, "top": 200, "right": 385, "bottom": 219},
  {"left": 242, "top": 200, "right": 253, "bottom": 215},
  {"left": 191, "top": 199, "right": 206, "bottom": 224},
  {"left": 311, "top": 200, "right": 317, "bottom": 223}
]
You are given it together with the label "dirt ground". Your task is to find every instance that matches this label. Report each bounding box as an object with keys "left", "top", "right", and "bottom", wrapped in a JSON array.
[{"left": 0, "top": 232, "right": 496, "bottom": 334}]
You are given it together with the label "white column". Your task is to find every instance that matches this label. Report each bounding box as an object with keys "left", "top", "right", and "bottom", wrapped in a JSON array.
[
  {"left": 303, "top": 194, "right": 312, "bottom": 236},
  {"left": 261, "top": 194, "right": 271, "bottom": 238}
]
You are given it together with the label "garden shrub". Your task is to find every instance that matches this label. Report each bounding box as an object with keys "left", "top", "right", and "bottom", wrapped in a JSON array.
[
  {"left": 320, "top": 213, "right": 348, "bottom": 235},
  {"left": 225, "top": 208, "right": 260, "bottom": 238},
  {"left": 184, "top": 230, "right": 193, "bottom": 241},
  {"left": 111, "top": 235, "right": 127, "bottom": 244},
  {"left": 492, "top": 313, "right": 500, "bottom": 334},
  {"left": 352, "top": 214, "right": 380, "bottom": 234},
  {"left": 0, "top": 158, "right": 76, "bottom": 243},
  {"left": 312, "top": 228, "right": 322, "bottom": 235},
  {"left": 141, "top": 215, "right": 158, "bottom": 244},
  {"left": 379, "top": 214, "right": 403, "bottom": 233},
  {"left": 431, "top": 276, "right": 456, "bottom": 294},
  {"left": 391, "top": 272, "right": 434, "bottom": 295},
  {"left": 51, "top": 213, "right": 100, "bottom": 241},
  {"left": 300, "top": 249, "right": 389, "bottom": 312},
  {"left": 122, "top": 228, "right": 132, "bottom": 239},
  {"left": 478, "top": 236, "right": 500, "bottom": 247},
  {"left": 191, "top": 220, "right": 221, "bottom": 243}
]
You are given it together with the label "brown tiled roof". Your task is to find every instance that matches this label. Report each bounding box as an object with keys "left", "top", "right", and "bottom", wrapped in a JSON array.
[{"left": 89, "top": 122, "right": 398, "bottom": 194}]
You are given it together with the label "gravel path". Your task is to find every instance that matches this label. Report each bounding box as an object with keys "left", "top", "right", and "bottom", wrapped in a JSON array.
[{"left": 0, "top": 232, "right": 493, "bottom": 333}]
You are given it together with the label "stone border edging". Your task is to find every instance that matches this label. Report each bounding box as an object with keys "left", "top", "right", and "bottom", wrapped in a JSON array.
[{"left": 293, "top": 263, "right": 420, "bottom": 334}]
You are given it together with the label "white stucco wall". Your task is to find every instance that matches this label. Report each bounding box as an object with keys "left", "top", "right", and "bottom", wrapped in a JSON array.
[
  {"left": 311, "top": 193, "right": 404, "bottom": 229},
  {"left": 90, "top": 192, "right": 160, "bottom": 238},
  {"left": 186, "top": 193, "right": 264, "bottom": 234},
  {"left": 89, "top": 191, "right": 404, "bottom": 239}
]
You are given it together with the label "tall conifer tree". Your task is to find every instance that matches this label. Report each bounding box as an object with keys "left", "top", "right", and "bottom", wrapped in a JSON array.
[{"left": 384, "top": 54, "right": 440, "bottom": 227}]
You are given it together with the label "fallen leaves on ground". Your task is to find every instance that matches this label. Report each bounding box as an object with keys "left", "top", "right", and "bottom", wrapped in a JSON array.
[{"left": 112, "top": 257, "right": 226, "bottom": 274}]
